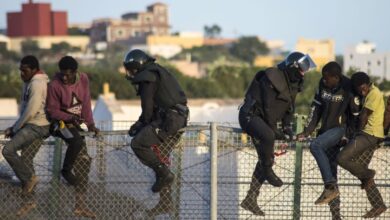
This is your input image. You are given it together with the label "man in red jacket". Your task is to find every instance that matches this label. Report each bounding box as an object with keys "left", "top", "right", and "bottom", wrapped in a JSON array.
[{"left": 46, "top": 56, "right": 99, "bottom": 218}]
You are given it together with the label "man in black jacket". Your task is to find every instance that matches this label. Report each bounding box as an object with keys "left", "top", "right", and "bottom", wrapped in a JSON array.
[
  {"left": 123, "top": 49, "right": 188, "bottom": 194},
  {"left": 239, "top": 51, "right": 316, "bottom": 216},
  {"left": 297, "top": 61, "right": 360, "bottom": 219}
]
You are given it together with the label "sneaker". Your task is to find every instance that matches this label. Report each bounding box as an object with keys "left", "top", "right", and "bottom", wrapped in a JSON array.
[
  {"left": 21, "top": 175, "right": 39, "bottom": 196},
  {"left": 74, "top": 207, "right": 96, "bottom": 219},
  {"left": 152, "top": 171, "right": 174, "bottom": 193},
  {"left": 362, "top": 205, "right": 387, "bottom": 218},
  {"left": 240, "top": 196, "right": 265, "bottom": 216},
  {"left": 16, "top": 201, "right": 37, "bottom": 217},
  {"left": 314, "top": 188, "right": 340, "bottom": 205},
  {"left": 264, "top": 168, "right": 283, "bottom": 187},
  {"left": 61, "top": 169, "right": 80, "bottom": 186}
]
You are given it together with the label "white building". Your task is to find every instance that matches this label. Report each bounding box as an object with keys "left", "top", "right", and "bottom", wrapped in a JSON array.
[
  {"left": 0, "top": 98, "right": 18, "bottom": 129},
  {"left": 93, "top": 87, "right": 241, "bottom": 130},
  {"left": 344, "top": 41, "right": 390, "bottom": 80},
  {"left": 0, "top": 35, "right": 11, "bottom": 51}
]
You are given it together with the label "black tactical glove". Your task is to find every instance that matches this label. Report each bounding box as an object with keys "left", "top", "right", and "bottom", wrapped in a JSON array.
[
  {"left": 128, "top": 121, "right": 144, "bottom": 137},
  {"left": 274, "top": 129, "right": 287, "bottom": 140},
  {"left": 282, "top": 126, "right": 295, "bottom": 142}
]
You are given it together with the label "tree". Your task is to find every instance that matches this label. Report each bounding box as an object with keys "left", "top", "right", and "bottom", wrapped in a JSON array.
[
  {"left": 204, "top": 24, "right": 222, "bottom": 38},
  {"left": 68, "top": 27, "right": 89, "bottom": 36},
  {"left": 21, "top": 39, "right": 40, "bottom": 55},
  {"left": 51, "top": 42, "right": 71, "bottom": 54},
  {"left": 229, "top": 36, "right": 269, "bottom": 64},
  {"left": 173, "top": 45, "right": 236, "bottom": 63}
]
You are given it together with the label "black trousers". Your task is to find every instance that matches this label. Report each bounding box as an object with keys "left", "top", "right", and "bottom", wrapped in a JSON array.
[
  {"left": 239, "top": 110, "right": 275, "bottom": 181},
  {"left": 131, "top": 110, "right": 186, "bottom": 170},
  {"left": 55, "top": 126, "right": 86, "bottom": 173}
]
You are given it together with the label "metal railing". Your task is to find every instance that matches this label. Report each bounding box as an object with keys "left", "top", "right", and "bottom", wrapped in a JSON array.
[{"left": 0, "top": 120, "right": 389, "bottom": 219}]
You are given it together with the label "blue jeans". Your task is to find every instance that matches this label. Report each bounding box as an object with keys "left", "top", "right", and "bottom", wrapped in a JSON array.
[
  {"left": 2, "top": 124, "right": 49, "bottom": 183},
  {"left": 310, "top": 127, "right": 345, "bottom": 184}
]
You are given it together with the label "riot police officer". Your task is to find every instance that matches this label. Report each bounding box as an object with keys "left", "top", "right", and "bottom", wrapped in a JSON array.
[
  {"left": 239, "top": 51, "right": 316, "bottom": 216},
  {"left": 123, "top": 49, "right": 188, "bottom": 193}
]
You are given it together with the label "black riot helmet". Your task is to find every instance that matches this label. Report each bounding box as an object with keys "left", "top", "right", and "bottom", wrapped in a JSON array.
[
  {"left": 123, "top": 49, "right": 155, "bottom": 80},
  {"left": 278, "top": 51, "right": 316, "bottom": 82}
]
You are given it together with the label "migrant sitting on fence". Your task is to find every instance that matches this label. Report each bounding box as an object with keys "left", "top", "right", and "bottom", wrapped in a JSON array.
[
  {"left": 2, "top": 55, "right": 51, "bottom": 217},
  {"left": 297, "top": 61, "right": 360, "bottom": 219},
  {"left": 46, "top": 55, "right": 100, "bottom": 218},
  {"left": 337, "top": 71, "right": 387, "bottom": 218}
]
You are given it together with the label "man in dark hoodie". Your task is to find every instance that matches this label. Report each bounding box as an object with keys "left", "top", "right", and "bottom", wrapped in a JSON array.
[
  {"left": 2, "top": 55, "right": 50, "bottom": 216},
  {"left": 239, "top": 51, "right": 316, "bottom": 216},
  {"left": 46, "top": 56, "right": 99, "bottom": 218},
  {"left": 297, "top": 61, "right": 360, "bottom": 220},
  {"left": 123, "top": 49, "right": 188, "bottom": 213}
]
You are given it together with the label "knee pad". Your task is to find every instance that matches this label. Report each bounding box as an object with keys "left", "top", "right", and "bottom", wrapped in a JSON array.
[{"left": 131, "top": 125, "right": 161, "bottom": 148}]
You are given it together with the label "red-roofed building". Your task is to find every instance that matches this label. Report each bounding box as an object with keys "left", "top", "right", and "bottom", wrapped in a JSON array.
[{"left": 7, "top": 0, "right": 67, "bottom": 37}]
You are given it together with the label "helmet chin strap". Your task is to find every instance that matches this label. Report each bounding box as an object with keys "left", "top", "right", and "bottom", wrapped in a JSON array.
[
  {"left": 286, "top": 67, "right": 303, "bottom": 83},
  {"left": 125, "top": 74, "right": 134, "bottom": 80},
  {"left": 124, "top": 68, "right": 138, "bottom": 80}
]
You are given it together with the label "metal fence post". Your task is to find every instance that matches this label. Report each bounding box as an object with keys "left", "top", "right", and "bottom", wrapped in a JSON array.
[
  {"left": 50, "top": 137, "right": 63, "bottom": 219},
  {"left": 293, "top": 115, "right": 305, "bottom": 220},
  {"left": 52, "top": 138, "right": 63, "bottom": 181},
  {"left": 172, "top": 137, "right": 183, "bottom": 220},
  {"left": 97, "top": 138, "right": 106, "bottom": 182},
  {"left": 210, "top": 122, "right": 218, "bottom": 220}
]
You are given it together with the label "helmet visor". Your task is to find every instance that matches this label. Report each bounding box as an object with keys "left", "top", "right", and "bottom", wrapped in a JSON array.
[
  {"left": 123, "top": 61, "right": 139, "bottom": 72},
  {"left": 297, "top": 54, "right": 316, "bottom": 73}
]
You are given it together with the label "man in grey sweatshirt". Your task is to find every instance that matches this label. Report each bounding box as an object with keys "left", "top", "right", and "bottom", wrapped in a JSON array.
[{"left": 2, "top": 55, "right": 50, "bottom": 198}]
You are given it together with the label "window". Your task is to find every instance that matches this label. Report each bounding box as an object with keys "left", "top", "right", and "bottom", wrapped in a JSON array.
[
  {"left": 350, "top": 54, "right": 353, "bottom": 59},
  {"left": 378, "top": 60, "right": 381, "bottom": 66},
  {"left": 367, "top": 61, "right": 371, "bottom": 66},
  {"left": 145, "top": 17, "right": 151, "bottom": 23}
]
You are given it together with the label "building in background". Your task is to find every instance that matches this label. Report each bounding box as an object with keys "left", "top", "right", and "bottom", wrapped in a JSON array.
[
  {"left": 253, "top": 37, "right": 285, "bottom": 67},
  {"left": 295, "top": 38, "right": 335, "bottom": 70},
  {"left": 253, "top": 54, "right": 283, "bottom": 67},
  {"left": 0, "top": 35, "right": 11, "bottom": 51},
  {"left": 93, "top": 84, "right": 240, "bottom": 130},
  {"left": 344, "top": 41, "right": 390, "bottom": 80},
  {"left": 90, "top": 3, "right": 169, "bottom": 45},
  {"left": 7, "top": 36, "right": 89, "bottom": 53},
  {"left": 7, "top": 0, "right": 67, "bottom": 37},
  {"left": 5, "top": 0, "right": 92, "bottom": 53}
]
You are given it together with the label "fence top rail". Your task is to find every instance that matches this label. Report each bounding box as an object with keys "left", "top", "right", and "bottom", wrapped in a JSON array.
[{"left": 1, "top": 125, "right": 390, "bottom": 147}]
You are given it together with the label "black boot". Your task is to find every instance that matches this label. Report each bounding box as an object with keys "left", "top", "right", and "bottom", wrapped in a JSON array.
[
  {"left": 152, "top": 164, "right": 174, "bottom": 193},
  {"left": 240, "top": 177, "right": 265, "bottom": 216},
  {"left": 264, "top": 167, "right": 283, "bottom": 187},
  {"left": 61, "top": 169, "right": 80, "bottom": 186},
  {"left": 147, "top": 188, "right": 173, "bottom": 217}
]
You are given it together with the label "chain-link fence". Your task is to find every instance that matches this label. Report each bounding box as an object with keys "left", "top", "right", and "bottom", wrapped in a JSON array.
[{"left": 0, "top": 120, "right": 389, "bottom": 219}]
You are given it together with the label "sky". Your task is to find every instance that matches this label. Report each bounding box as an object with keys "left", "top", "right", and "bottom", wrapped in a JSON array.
[{"left": 1, "top": 0, "right": 390, "bottom": 54}]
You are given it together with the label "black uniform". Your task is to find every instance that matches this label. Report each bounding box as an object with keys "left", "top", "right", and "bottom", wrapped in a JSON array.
[
  {"left": 239, "top": 67, "right": 302, "bottom": 182},
  {"left": 129, "top": 62, "right": 188, "bottom": 186}
]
